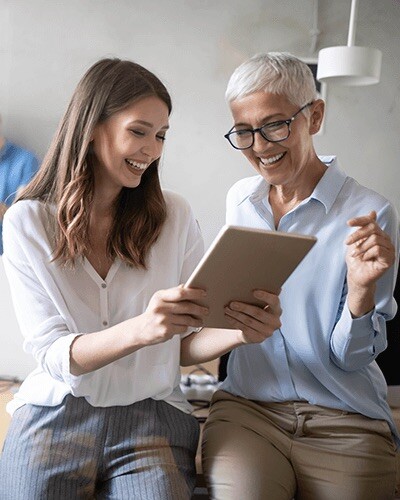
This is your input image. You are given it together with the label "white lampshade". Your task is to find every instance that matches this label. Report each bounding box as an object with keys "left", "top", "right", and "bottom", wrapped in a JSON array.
[{"left": 317, "top": 45, "right": 382, "bottom": 86}]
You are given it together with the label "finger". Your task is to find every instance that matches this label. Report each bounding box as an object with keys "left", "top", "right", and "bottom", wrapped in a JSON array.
[
  {"left": 225, "top": 307, "right": 266, "bottom": 332},
  {"left": 171, "top": 314, "right": 204, "bottom": 328},
  {"left": 168, "top": 324, "right": 194, "bottom": 334},
  {"left": 347, "top": 210, "right": 376, "bottom": 228},
  {"left": 352, "top": 243, "right": 396, "bottom": 266},
  {"left": 253, "top": 290, "right": 281, "bottom": 310},
  {"left": 345, "top": 222, "right": 383, "bottom": 245},
  {"left": 224, "top": 308, "right": 280, "bottom": 338},
  {"left": 165, "top": 300, "right": 209, "bottom": 317},
  {"left": 226, "top": 302, "right": 281, "bottom": 330},
  {"left": 227, "top": 293, "right": 282, "bottom": 321},
  {"left": 225, "top": 314, "right": 269, "bottom": 343},
  {"left": 350, "top": 234, "right": 394, "bottom": 257},
  {"left": 158, "top": 285, "right": 207, "bottom": 303}
]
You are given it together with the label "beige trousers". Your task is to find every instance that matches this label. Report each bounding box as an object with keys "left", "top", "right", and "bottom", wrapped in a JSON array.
[{"left": 202, "top": 390, "right": 397, "bottom": 500}]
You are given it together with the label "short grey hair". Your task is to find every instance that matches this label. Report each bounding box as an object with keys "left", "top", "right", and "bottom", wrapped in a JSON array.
[{"left": 225, "top": 52, "right": 318, "bottom": 107}]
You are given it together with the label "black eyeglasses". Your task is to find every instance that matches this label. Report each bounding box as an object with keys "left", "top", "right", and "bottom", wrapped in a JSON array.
[{"left": 224, "top": 102, "right": 313, "bottom": 150}]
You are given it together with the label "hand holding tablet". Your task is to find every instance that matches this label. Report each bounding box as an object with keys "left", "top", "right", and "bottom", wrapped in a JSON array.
[{"left": 185, "top": 225, "right": 317, "bottom": 328}]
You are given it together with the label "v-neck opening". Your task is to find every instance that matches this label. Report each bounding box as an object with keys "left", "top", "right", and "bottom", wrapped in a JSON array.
[{"left": 83, "top": 257, "right": 120, "bottom": 285}]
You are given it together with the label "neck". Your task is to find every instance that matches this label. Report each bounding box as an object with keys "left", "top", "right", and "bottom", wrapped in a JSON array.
[
  {"left": 269, "top": 157, "right": 327, "bottom": 228},
  {"left": 0, "top": 136, "right": 5, "bottom": 151},
  {"left": 272, "top": 158, "right": 327, "bottom": 205}
]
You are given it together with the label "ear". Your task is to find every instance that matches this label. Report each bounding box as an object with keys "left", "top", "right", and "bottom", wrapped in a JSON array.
[{"left": 309, "top": 99, "right": 325, "bottom": 135}]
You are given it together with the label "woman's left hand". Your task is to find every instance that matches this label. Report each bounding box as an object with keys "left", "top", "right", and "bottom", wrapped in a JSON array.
[
  {"left": 345, "top": 211, "right": 396, "bottom": 288},
  {"left": 224, "top": 289, "right": 282, "bottom": 344}
]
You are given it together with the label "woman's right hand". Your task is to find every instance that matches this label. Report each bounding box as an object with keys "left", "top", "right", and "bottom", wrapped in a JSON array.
[{"left": 136, "top": 285, "right": 209, "bottom": 346}]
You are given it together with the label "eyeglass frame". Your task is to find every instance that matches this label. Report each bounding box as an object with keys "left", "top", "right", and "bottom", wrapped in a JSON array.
[{"left": 224, "top": 101, "right": 314, "bottom": 150}]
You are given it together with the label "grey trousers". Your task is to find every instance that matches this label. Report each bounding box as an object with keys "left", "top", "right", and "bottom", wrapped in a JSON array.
[
  {"left": 202, "top": 390, "right": 397, "bottom": 500},
  {"left": 0, "top": 394, "right": 199, "bottom": 499}
]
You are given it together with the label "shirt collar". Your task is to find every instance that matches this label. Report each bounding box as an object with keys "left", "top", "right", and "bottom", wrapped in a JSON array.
[
  {"left": 310, "top": 156, "right": 347, "bottom": 213},
  {"left": 238, "top": 155, "right": 348, "bottom": 214}
]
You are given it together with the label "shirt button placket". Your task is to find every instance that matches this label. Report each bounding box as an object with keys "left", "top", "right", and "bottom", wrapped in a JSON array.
[{"left": 100, "top": 282, "right": 109, "bottom": 328}]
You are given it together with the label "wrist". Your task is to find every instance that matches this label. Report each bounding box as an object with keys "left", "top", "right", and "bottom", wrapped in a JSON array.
[
  {"left": 235, "top": 328, "right": 249, "bottom": 346},
  {"left": 347, "top": 281, "right": 376, "bottom": 318}
]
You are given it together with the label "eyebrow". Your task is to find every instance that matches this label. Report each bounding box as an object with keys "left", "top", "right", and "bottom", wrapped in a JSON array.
[{"left": 129, "top": 120, "right": 169, "bottom": 130}]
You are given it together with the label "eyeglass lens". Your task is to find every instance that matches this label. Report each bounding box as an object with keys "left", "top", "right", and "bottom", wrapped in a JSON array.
[
  {"left": 226, "top": 102, "right": 312, "bottom": 150},
  {"left": 230, "top": 122, "right": 289, "bottom": 149}
]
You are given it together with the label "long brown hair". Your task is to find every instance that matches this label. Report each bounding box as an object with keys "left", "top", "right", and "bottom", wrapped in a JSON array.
[{"left": 17, "top": 58, "right": 170, "bottom": 268}]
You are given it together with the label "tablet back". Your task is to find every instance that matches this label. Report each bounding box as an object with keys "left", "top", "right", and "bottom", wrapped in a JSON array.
[{"left": 185, "top": 225, "right": 316, "bottom": 328}]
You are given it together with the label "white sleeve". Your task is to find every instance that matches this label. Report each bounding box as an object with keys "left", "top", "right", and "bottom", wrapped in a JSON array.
[{"left": 2, "top": 205, "right": 81, "bottom": 387}]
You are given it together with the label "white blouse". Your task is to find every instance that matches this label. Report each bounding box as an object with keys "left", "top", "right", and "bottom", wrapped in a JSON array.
[{"left": 2, "top": 190, "right": 204, "bottom": 414}]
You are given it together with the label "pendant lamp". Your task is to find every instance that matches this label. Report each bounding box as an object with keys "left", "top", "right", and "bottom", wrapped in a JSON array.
[{"left": 317, "top": 0, "right": 382, "bottom": 86}]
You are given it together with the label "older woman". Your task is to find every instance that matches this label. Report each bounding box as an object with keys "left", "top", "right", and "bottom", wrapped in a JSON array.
[{"left": 181, "top": 52, "right": 399, "bottom": 499}]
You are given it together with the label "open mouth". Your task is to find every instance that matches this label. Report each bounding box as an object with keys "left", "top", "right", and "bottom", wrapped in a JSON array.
[
  {"left": 125, "top": 159, "right": 149, "bottom": 171},
  {"left": 259, "top": 152, "right": 286, "bottom": 166}
]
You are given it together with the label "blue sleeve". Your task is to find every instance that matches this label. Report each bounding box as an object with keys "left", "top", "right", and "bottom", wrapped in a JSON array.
[{"left": 329, "top": 202, "right": 399, "bottom": 371}]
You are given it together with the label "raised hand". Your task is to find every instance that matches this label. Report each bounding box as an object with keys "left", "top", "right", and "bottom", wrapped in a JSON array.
[{"left": 345, "top": 211, "right": 395, "bottom": 288}]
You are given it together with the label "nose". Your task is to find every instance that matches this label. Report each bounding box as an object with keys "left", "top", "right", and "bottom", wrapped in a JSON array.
[
  {"left": 141, "top": 137, "right": 163, "bottom": 160},
  {"left": 252, "top": 130, "right": 272, "bottom": 154}
]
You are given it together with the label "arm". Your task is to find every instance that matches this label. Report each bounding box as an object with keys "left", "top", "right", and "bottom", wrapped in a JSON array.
[
  {"left": 181, "top": 289, "right": 282, "bottom": 366},
  {"left": 72, "top": 195, "right": 207, "bottom": 375},
  {"left": 345, "top": 211, "right": 396, "bottom": 316},
  {"left": 3, "top": 203, "right": 207, "bottom": 383},
  {"left": 70, "top": 286, "right": 208, "bottom": 375},
  {"left": 330, "top": 208, "right": 399, "bottom": 371},
  {"left": 181, "top": 327, "right": 242, "bottom": 366}
]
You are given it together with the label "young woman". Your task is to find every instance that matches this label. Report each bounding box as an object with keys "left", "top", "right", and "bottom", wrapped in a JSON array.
[{"left": 0, "top": 58, "right": 209, "bottom": 499}]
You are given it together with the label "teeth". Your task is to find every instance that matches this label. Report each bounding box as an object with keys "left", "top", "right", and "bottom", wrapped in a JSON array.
[
  {"left": 125, "top": 159, "right": 148, "bottom": 170},
  {"left": 260, "top": 153, "right": 285, "bottom": 165}
]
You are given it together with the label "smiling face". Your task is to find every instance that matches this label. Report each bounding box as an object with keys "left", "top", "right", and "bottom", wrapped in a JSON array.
[
  {"left": 91, "top": 95, "right": 169, "bottom": 198},
  {"left": 229, "top": 91, "right": 324, "bottom": 191}
]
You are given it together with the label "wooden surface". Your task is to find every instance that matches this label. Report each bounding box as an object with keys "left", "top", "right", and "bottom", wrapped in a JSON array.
[
  {"left": 181, "top": 360, "right": 218, "bottom": 376},
  {"left": 0, "top": 391, "right": 12, "bottom": 452}
]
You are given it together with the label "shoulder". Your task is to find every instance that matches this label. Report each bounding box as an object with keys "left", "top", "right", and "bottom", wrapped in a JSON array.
[
  {"left": 342, "top": 176, "right": 395, "bottom": 212},
  {"left": 163, "top": 189, "right": 194, "bottom": 215},
  {"left": 4, "top": 199, "right": 49, "bottom": 231},
  {"left": 338, "top": 175, "right": 399, "bottom": 236},
  {"left": 161, "top": 190, "right": 200, "bottom": 240}
]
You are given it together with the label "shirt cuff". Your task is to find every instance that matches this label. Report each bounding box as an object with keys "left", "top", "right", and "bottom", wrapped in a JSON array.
[
  {"left": 341, "top": 302, "right": 375, "bottom": 338},
  {"left": 44, "top": 332, "right": 82, "bottom": 386}
]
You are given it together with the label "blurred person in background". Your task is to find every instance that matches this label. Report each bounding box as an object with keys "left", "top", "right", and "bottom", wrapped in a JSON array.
[{"left": 0, "top": 114, "right": 39, "bottom": 254}]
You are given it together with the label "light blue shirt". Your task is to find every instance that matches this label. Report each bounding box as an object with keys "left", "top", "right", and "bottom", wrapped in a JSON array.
[
  {"left": 221, "top": 156, "right": 400, "bottom": 444},
  {"left": 0, "top": 140, "right": 39, "bottom": 254}
]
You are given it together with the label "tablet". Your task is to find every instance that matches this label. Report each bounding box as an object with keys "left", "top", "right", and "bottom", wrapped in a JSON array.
[{"left": 185, "top": 225, "right": 317, "bottom": 328}]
